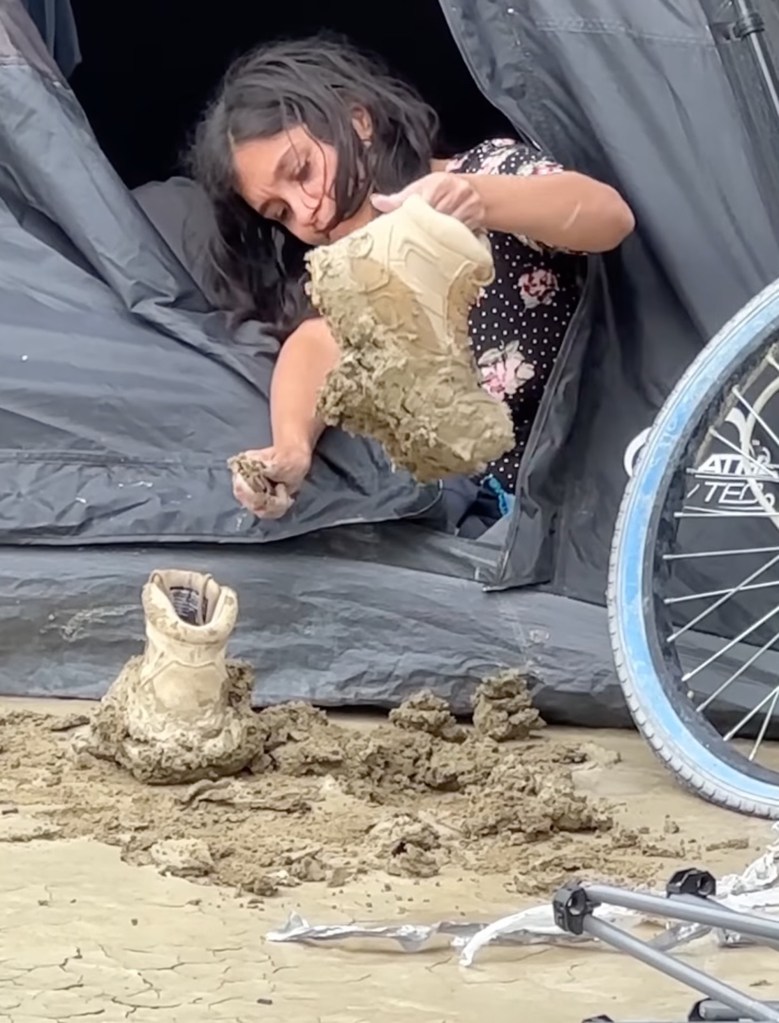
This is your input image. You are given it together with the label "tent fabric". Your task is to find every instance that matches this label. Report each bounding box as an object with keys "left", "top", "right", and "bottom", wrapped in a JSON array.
[
  {"left": 0, "top": 534, "right": 630, "bottom": 726},
  {"left": 441, "top": 0, "right": 779, "bottom": 598},
  {"left": 2, "top": 0, "right": 779, "bottom": 729},
  {"left": 19, "top": 0, "right": 80, "bottom": 77},
  {"left": 0, "top": 0, "right": 440, "bottom": 548},
  {"left": 3, "top": 529, "right": 773, "bottom": 732},
  {"left": 133, "top": 177, "right": 220, "bottom": 305}
]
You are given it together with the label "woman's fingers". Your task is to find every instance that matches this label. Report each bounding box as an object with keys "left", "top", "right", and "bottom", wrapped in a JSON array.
[
  {"left": 232, "top": 474, "right": 259, "bottom": 508},
  {"left": 264, "top": 484, "right": 294, "bottom": 519},
  {"left": 232, "top": 471, "right": 294, "bottom": 520}
]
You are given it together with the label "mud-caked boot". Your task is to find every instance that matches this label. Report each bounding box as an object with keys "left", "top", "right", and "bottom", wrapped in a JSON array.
[
  {"left": 306, "top": 194, "right": 515, "bottom": 482},
  {"left": 85, "top": 570, "right": 263, "bottom": 784}
]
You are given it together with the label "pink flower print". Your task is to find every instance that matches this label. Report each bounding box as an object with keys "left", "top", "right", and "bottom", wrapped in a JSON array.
[
  {"left": 530, "top": 157, "right": 563, "bottom": 176},
  {"left": 446, "top": 142, "right": 516, "bottom": 175},
  {"left": 479, "top": 147, "right": 517, "bottom": 174},
  {"left": 478, "top": 343, "right": 536, "bottom": 401},
  {"left": 446, "top": 154, "right": 468, "bottom": 173},
  {"left": 474, "top": 284, "right": 490, "bottom": 307},
  {"left": 518, "top": 268, "right": 559, "bottom": 309},
  {"left": 515, "top": 157, "right": 563, "bottom": 178}
]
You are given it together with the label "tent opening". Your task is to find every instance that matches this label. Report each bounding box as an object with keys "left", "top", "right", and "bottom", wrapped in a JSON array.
[{"left": 68, "top": 0, "right": 515, "bottom": 189}]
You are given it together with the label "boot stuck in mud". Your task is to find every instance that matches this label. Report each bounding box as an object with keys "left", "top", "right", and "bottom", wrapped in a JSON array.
[
  {"left": 84, "top": 570, "right": 263, "bottom": 784},
  {"left": 306, "top": 195, "right": 516, "bottom": 482}
]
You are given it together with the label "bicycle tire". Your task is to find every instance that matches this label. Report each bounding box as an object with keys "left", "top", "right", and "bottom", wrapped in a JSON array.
[{"left": 608, "top": 278, "right": 779, "bottom": 818}]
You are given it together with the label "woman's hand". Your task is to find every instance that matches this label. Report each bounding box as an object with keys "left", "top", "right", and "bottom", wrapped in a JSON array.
[
  {"left": 231, "top": 444, "right": 312, "bottom": 520},
  {"left": 371, "top": 172, "right": 486, "bottom": 230}
]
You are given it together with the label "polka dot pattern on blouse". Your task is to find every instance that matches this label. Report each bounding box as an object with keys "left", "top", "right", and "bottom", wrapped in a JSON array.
[{"left": 447, "top": 139, "right": 583, "bottom": 493}]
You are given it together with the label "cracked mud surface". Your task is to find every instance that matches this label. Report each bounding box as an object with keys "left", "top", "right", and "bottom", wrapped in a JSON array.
[
  {"left": 307, "top": 196, "right": 515, "bottom": 482},
  {"left": 0, "top": 699, "right": 777, "bottom": 1022}
]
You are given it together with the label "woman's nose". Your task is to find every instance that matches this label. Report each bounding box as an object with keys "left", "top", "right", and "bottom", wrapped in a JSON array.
[{"left": 290, "top": 192, "right": 320, "bottom": 231}]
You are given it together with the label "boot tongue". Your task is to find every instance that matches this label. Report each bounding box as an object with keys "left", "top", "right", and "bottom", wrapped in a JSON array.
[
  {"left": 168, "top": 585, "right": 207, "bottom": 625},
  {"left": 154, "top": 572, "right": 216, "bottom": 626}
]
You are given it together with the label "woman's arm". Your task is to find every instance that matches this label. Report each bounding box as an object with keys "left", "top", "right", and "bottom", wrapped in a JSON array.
[
  {"left": 270, "top": 316, "right": 340, "bottom": 458},
  {"left": 378, "top": 142, "right": 635, "bottom": 254},
  {"left": 231, "top": 317, "right": 339, "bottom": 519},
  {"left": 470, "top": 170, "right": 635, "bottom": 253}
]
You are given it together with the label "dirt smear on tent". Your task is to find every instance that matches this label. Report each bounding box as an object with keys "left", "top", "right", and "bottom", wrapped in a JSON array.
[{"left": 0, "top": 675, "right": 685, "bottom": 899}]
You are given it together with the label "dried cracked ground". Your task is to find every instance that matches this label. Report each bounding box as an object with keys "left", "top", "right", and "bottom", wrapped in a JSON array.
[{"left": 0, "top": 688, "right": 777, "bottom": 1022}]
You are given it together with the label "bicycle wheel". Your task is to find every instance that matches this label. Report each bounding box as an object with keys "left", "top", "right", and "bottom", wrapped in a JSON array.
[{"left": 608, "top": 278, "right": 779, "bottom": 818}]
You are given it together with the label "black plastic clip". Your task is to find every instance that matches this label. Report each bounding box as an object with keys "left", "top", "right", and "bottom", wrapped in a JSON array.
[
  {"left": 552, "top": 882, "right": 600, "bottom": 936},
  {"left": 666, "top": 869, "right": 716, "bottom": 899}
]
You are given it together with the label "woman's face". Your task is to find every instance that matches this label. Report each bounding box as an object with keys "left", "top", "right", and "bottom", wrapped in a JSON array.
[{"left": 232, "top": 123, "right": 375, "bottom": 246}]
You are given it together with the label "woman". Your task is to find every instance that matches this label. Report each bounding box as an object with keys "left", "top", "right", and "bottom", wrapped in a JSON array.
[{"left": 191, "top": 36, "right": 635, "bottom": 523}]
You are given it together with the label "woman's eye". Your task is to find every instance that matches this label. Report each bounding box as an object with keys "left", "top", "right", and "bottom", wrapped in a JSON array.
[{"left": 296, "top": 160, "right": 311, "bottom": 183}]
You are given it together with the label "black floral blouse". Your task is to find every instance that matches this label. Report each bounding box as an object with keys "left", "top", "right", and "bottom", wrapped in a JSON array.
[{"left": 447, "top": 139, "right": 583, "bottom": 504}]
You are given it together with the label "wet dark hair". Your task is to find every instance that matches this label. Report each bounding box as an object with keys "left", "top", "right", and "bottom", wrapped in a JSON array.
[{"left": 188, "top": 34, "right": 440, "bottom": 341}]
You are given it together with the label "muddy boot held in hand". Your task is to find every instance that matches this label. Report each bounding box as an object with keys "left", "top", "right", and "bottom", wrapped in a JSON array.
[
  {"left": 306, "top": 194, "right": 515, "bottom": 482},
  {"left": 86, "top": 570, "right": 263, "bottom": 784}
]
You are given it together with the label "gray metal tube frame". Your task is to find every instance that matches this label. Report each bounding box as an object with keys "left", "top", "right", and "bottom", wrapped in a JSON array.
[
  {"left": 584, "top": 884, "right": 779, "bottom": 944},
  {"left": 666, "top": 894, "right": 779, "bottom": 955},
  {"left": 580, "top": 914, "right": 779, "bottom": 1023},
  {"left": 694, "top": 1000, "right": 779, "bottom": 1021},
  {"left": 556, "top": 882, "right": 779, "bottom": 1023}
]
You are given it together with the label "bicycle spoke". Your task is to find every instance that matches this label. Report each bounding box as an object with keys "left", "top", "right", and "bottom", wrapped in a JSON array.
[
  {"left": 724, "top": 683, "right": 779, "bottom": 743},
  {"left": 681, "top": 602, "right": 779, "bottom": 683},
  {"left": 748, "top": 687, "right": 779, "bottom": 760},
  {"left": 675, "top": 510, "right": 777, "bottom": 518},
  {"left": 668, "top": 551, "right": 779, "bottom": 643},
  {"left": 663, "top": 546, "right": 779, "bottom": 560},
  {"left": 696, "top": 630, "right": 779, "bottom": 713},
  {"left": 734, "top": 387, "right": 779, "bottom": 453},
  {"left": 665, "top": 579, "right": 779, "bottom": 605},
  {"left": 709, "top": 425, "right": 779, "bottom": 479}
]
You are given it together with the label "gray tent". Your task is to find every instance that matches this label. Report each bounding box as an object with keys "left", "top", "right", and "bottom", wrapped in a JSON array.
[{"left": 2, "top": 0, "right": 779, "bottom": 726}]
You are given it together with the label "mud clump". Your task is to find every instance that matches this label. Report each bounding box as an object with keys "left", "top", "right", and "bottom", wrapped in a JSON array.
[
  {"left": 370, "top": 814, "right": 442, "bottom": 879},
  {"left": 0, "top": 678, "right": 661, "bottom": 899},
  {"left": 227, "top": 453, "right": 293, "bottom": 519},
  {"left": 389, "top": 690, "right": 466, "bottom": 742},
  {"left": 422, "top": 739, "right": 499, "bottom": 792},
  {"left": 150, "top": 838, "right": 214, "bottom": 878},
  {"left": 472, "top": 671, "right": 544, "bottom": 742},
  {"left": 465, "top": 753, "right": 611, "bottom": 840},
  {"left": 307, "top": 195, "right": 515, "bottom": 482},
  {"left": 262, "top": 702, "right": 348, "bottom": 778}
]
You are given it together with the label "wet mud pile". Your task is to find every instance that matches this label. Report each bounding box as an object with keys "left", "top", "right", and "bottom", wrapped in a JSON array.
[
  {"left": 0, "top": 675, "right": 683, "bottom": 899},
  {"left": 87, "top": 661, "right": 264, "bottom": 785},
  {"left": 307, "top": 196, "right": 515, "bottom": 482}
]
